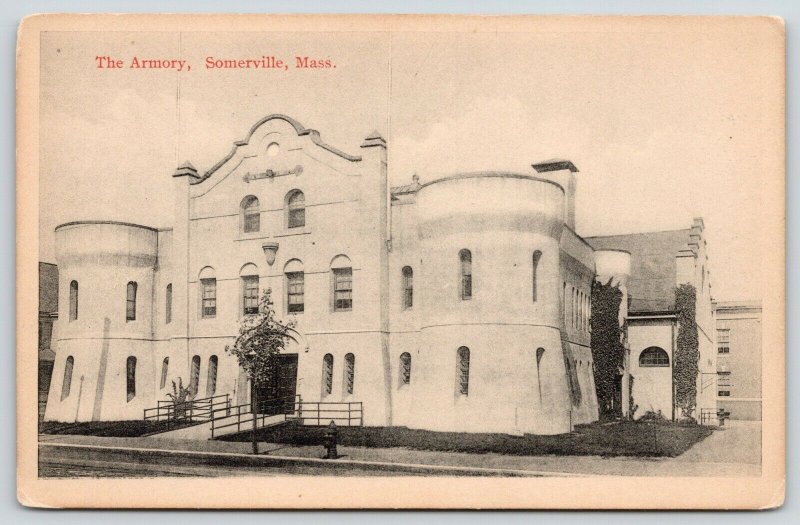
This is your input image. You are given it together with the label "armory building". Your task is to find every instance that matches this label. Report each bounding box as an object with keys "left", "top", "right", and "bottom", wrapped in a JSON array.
[{"left": 43, "top": 114, "right": 718, "bottom": 435}]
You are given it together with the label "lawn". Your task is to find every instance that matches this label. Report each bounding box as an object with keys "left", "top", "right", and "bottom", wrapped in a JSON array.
[
  {"left": 218, "top": 419, "right": 714, "bottom": 458},
  {"left": 39, "top": 419, "right": 196, "bottom": 437}
]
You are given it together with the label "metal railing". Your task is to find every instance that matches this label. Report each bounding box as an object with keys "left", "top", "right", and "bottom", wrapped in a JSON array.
[
  {"left": 210, "top": 395, "right": 299, "bottom": 438},
  {"left": 288, "top": 400, "right": 363, "bottom": 427},
  {"left": 700, "top": 408, "right": 730, "bottom": 426},
  {"left": 143, "top": 394, "right": 231, "bottom": 431}
]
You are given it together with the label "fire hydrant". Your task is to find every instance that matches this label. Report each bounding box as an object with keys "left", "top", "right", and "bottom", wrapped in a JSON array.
[{"left": 323, "top": 420, "right": 338, "bottom": 459}]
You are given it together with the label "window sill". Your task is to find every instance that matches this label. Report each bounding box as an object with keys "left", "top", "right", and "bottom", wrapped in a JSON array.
[
  {"left": 275, "top": 228, "right": 311, "bottom": 238},
  {"left": 235, "top": 233, "right": 272, "bottom": 242}
]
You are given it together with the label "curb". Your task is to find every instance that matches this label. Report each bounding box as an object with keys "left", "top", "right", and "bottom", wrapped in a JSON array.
[{"left": 39, "top": 442, "right": 587, "bottom": 478}]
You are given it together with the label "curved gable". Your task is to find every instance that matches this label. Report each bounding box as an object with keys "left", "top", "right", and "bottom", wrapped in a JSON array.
[{"left": 195, "top": 114, "right": 362, "bottom": 185}]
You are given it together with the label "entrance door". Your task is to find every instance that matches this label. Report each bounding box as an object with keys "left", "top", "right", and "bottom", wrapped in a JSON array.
[{"left": 253, "top": 354, "right": 298, "bottom": 415}]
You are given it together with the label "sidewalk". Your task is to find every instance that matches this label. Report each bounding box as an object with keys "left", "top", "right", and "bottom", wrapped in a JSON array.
[{"left": 39, "top": 421, "right": 761, "bottom": 477}]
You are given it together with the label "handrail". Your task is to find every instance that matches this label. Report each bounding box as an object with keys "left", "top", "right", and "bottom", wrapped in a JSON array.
[
  {"left": 210, "top": 395, "right": 300, "bottom": 438},
  {"left": 142, "top": 393, "right": 231, "bottom": 430},
  {"left": 288, "top": 400, "right": 363, "bottom": 427}
]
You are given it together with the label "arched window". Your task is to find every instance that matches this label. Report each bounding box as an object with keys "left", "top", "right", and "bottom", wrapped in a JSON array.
[
  {"left": 459, "top": 249, "right": 472, "bottom": 300},
  {"left": 535, "top": 348, "right": 546, "bottom": 401},
  {"left": 457, "top": 346, "right": 470, "bottom": 396},
  {"left": 344, "top": 353, "right": 355, "bottom": 395},
  {"left": 206, "top": 355, "right": 218, "bottom": 396},
  {"left": 199, "top": 267, "right": 217, "bottom": 318},
  {"left": 189, "top": 355, "right": 201, "bottom": 396},
  {"left": 126, "top": 356, "right": 137, "bottom": 402},
  {"left": 331, "top": 255, "right": 353, "bottom": 312},
  {"left": 402, "top": 266, "right": 413, "bottom": 309},
  {"left": 69, "top": 280, "right": 79, "bottom": 321},
  {"left": 165, "top": 284, "right": 172, "bottom": 324},
  {"left": 284, "top": 259, "right": 304, "bottom": 313},
  {"left": 241, "top": 195, "right": 260, "bottom": 233},
  {"left": 61, "top": 356, "right": 74, "bottom": 401},
  {"left": 322, "top": 354, "right": 334, "bottom": 396},
  {"left": 400, "top": 352, "right": 411, "bottom": 385},
  {"left": 160, "top": 357, "right": 169, "bottom": 389},
  {"left": 532, "top": 250, "right": 542, "bottom": 302},
  {"left": 126, "top": 282, "right": 138, "bottom": 321},
  {"left": 639, "top": 347, "right": 670, "bottom": 367},
  {"left": 240, "top": 264, "right": 260, "bottom": 315},
  {"left": 287, "top": 190, "right": 305, "bottom": 228}
]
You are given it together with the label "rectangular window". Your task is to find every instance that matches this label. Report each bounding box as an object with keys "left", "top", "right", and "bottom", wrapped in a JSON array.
[
  {"left": 126, "top": 282, "right": 137, "bottom": 321},
  {"left": 242, "top": 276, "right": 259, "bottom": 315},
  {"left": 717, "top": 371, "right": 732, "bottom": 387},
  {"left": 287, "top": 272, "right": 304, "bottom": 313},
  {"left": 333, "top": 268, "right": 352, "bottom": 311},
  {"left": 165, "top": 284, "right": 172, "bottom": 324},
  {"left": 717, "top": 329, "right": 731, "bottom": 354},
  {"left": 201, "top": 278, "right": 217, "bottom": 318},
  {"left": 718, "top": 390, "right": 731, "bottom": 397}
]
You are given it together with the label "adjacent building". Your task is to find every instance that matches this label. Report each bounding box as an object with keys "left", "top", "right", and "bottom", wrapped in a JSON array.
[
  {"left": 44, "top": 113, "right": 722, "bottom": 433},
  {"left": 587, "top": 225, "right": 717, "bottom": 420},
  {"left": 38, "top": 262, "right": 58, "bottom": 421},
  {"left": 714, "top": 301, "right": 762, "bottom": 420}
]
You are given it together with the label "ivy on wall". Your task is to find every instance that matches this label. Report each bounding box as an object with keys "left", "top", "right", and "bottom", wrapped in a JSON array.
[
  {"left": 674, "top": 283, "right": 699, "bottom": 420},
  {"left": 590, "top": 279, "right": 626, "bottom": 419}
]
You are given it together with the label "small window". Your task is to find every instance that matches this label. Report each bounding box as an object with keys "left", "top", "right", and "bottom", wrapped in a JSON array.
[
  {"left": 333, "top": 268, "right": 353, "bottom": 312},
  {"left": 241, "top": 195, "right": 260, "bottom": 233},
  {"left": 189, "top": 355, "right": 201, "bottom": 397},
  {"left": 206, "top": 355, "right": 218, "bottom": 397},
  {"left": 165, "top": 284, "right": 172, "bottom": 324},
  {"left": 242, "top": 275, "right": 259, "bottom": 315},
  {"left": 344, "top": 353, "right": 355, "bottom": 395},
  {"left": 201, "top": 278, "right": 217, "bottom": 318},
  {"left": 126, "top": 282, "right": 138, "bottom": 321},
  {"left": 717, "top": 329, "right": 731, "bottom": 354},
  {"left": 287, "top": 272, "right": 305, "bottom": 313},
  {"left": 718, "top": 390, "right": 731, "bottom": 397},
  {"left": 402, "top": 266, "right": 413, "bottom": 309},
  {"left": 457, "top": 346, "right": 470, "bottom": 396},
  {"left": 400, "top": 352, "right": 411, "bottom": 385},
  {"left": 160, "top": 357, "right": 169, "bottom": 389},
  {"left": 459, "top": 249, "right": 472, "bottom": 300},
  {"left": 61, "top": 356, "right": 74, "bottom": 401},
  {"left": 287, "top": 190, "right": 305, "bottom": 228},
  {"left": 639, "top": 347, "right": 670, "bottom": 367},
  {"left": 532, "top": 250, "right": 542, "bottom": 302},
  {"left": 322, "top": 354, "right": 334, "bottom": 396},
  {"left": 69, "top": 280, "right": 79, "bottom": 321},
  {"left": 126, "top": 356, "right": 137, "bottom": 402}
]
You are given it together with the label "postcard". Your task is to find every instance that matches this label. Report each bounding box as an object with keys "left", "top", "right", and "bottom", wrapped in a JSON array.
[{"left": 16, "top": 14, "right": 785, "bottom": 509}]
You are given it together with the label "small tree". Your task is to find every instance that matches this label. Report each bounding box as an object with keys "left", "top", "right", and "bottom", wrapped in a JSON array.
[
  {"left": 225, "top": 289, "right": 297, "bottom": 454},
  {"left": 166, "top": 377, "right": 193, "bottom": 420}
]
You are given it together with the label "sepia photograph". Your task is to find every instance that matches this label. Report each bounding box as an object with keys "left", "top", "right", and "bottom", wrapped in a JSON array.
[{"left": 16, "top": 14, "right": 785, "bottom": 508}]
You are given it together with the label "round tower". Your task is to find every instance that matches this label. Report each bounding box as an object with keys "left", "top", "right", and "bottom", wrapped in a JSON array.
[
  {"left": 406, "top": 172, "right": 574, "bottom": 434},
  {"left": 44, "top": 221, "right": 159, "bottom": 422}
]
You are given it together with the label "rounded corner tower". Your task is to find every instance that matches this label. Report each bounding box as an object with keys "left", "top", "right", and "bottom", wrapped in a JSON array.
[
  {"left": 403, "top": 172, "right": 577, "bottom": 435},
  {"left": 44, "top": 221, "right": 160, "bottom": 422}
]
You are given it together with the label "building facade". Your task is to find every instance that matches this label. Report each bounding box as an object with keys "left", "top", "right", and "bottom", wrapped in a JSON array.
[
  {"left": 714, "top": 301, "right": 762, "bottom": 420},
  {"left": 44, "top": 114, "right": 716, "bottom": 433}
]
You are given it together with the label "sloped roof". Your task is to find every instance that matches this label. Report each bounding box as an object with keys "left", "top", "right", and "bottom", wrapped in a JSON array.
[{"left": 586, "top": 229, "right": 693, "bottom": 313}]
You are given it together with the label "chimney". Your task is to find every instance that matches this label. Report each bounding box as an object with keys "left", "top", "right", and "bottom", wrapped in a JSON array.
[{"left": 532, "top": 159, "right": 579, "bottom": 230}]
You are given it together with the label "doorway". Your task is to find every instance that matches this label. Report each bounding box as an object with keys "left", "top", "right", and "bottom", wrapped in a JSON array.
[{"left": 252, "top": 353, "right": 298, "bottom": 415}]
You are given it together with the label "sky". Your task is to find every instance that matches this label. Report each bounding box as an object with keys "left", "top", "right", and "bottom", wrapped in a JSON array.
[{"left": 38, "top": 20, "right": 783, "bottom": 302}]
